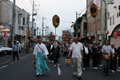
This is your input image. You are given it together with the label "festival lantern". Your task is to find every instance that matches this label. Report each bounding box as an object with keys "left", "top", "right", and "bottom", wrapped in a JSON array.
[
  {"left": 52, "top": 15, "right": 60, "bottom": 40},
  {"left": 52, "top": 15, "right": 60, "bottom": 28},
  {"left": 90, "top": 4, "right": 98, "bottom": 17},
  {"left": 65, "top": 59, "right": 71, "bottom": 66}
]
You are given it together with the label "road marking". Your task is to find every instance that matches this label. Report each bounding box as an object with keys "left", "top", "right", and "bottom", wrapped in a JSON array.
[
  {"left": 0, "top": 54, "right": 32, "bottom": 69},
  {"left": 0, "top": 65, "right": 8, "bottom": 69},
  {"left": 1, "top": 59, "right": 12, "bottom": 65},
  {"left": 58, "top": 66, "right": 62, "bottom": 75},
  {"left": 20, "top": 54, "right": 31, "bottom": 60}
]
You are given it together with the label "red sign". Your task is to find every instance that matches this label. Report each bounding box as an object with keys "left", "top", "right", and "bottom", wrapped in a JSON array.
[{"left": 114, "top": 32, "right": 117, "bottom": 39}]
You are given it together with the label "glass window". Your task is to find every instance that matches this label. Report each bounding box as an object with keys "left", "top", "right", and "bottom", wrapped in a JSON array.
[
  {"left": 113, "top": 15, "right": 114, "bottom": 25},
  {"left": 119, "top": 5, "right": 120, "bottom": 10},
  {"left": 119, "top": 11, "right": 120, "bottom": 16},
  {"left": 117, "top": 13, "right": 119, "bottom": 17},
  {"left": 110, "top": 17, "right": 111, "bottom": 26},
  {"left": 108, "top": 12, "right": 110, "bottom": 19}
]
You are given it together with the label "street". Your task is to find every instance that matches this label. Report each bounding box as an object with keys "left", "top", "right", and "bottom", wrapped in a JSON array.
[{"left": 0, "top": 52, "right": 120, "bottom": 80}]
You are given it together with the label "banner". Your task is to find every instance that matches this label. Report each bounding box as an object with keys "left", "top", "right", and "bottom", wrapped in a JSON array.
[{"left": 94, "top": 0, "right": 101, "bottom": 10}]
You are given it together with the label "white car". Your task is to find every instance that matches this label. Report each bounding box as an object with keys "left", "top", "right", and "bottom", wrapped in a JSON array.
[
  {"left": 0, "top": 45, "right": 12, "bottom": 55},
  {"left": 0, "top": 48, "right": 6, "bottom": 56}
]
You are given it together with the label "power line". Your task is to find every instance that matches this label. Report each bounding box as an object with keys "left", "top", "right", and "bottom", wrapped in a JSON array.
[{"left": 37, "top": 16, "right": 73, "bottom": 23}]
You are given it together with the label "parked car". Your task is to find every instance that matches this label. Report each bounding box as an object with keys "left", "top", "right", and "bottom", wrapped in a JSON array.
[
  {"left": 0, "top": 45, "right": 12, "bottom": 55},
  {"left": 0, "top": 48, "right": 6, "bottom": 56}
]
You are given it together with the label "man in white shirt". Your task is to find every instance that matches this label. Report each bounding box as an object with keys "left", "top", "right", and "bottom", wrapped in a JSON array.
[{"left": 68, "top": 37, "right": 83, "bottom": 79}]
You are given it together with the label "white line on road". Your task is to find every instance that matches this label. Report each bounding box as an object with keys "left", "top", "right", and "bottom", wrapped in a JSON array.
[
  {"left": 58, "top": 66, "right": 62, "bottom": 75},
  {"left": 0, "top": 65, "right": 8, "bottom": 70},
  {"left": 20, "top": 53, "right": 31, "bottom": 60},
  {"left": 1, "top": 59, "right": 12, "bottom": 65}
]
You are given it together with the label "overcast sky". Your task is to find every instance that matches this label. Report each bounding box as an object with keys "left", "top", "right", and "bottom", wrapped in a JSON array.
[{"left": 10, "top": 0, "right": 86, "bottom": 36}]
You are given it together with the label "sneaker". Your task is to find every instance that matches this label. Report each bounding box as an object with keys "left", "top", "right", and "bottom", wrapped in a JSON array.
[
  {"left": 36, "top": 73, "right": 39, "bottom": 77},
  {"left": 95, "top": 67, "right": 98, "bottom": 70},
  {"left": 49, "top": 60, "right": 51, "bottom": 63},
  {"left": 100, "top": 65, "right": 102, "bottom": 67},
  {"left": 112, "top": 70, "right": 115, "bottom": 73},
  {"left": 93, "top": 67, "right": 95, "bottom": 70},
  {"left": 71, "top": 65, "right": 73, "bottom": 67},
  {"left": 52, "top": 61, "right": 54, "bottom": 63},
  {"left": 83, "top": 68, "right": 85, "bottom": 70}
]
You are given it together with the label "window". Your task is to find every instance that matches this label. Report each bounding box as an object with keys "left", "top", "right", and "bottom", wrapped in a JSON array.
[
  {"left": 23, "top": 18, "right": 25, "bottom": 25},
  {"left": 108, "top": 12, "right": 110, "bottom": 19},
  {"left": 113, "top": 15, "right": 114, "bottom": 25},
  {"left": 119, "top": 5, "right": 120, "bottom": 10},
  {"left": 119, "top": 11, "right": 120, "bottom": 16},
  {"left": 110, "top": 17, "right": 111, "bottom": 26},
  {"left": 117, "top": 13, "right": 119, "bottom": 17},
  {"left": 18, "top": 15, "right": 21, "bottom": 24}
]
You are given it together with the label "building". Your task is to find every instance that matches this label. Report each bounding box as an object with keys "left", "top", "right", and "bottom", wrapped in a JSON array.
[
  {"left": 29, "top": 22, "right": 37, "bottom": 39},
  {"left": 87, "top": 0, "right": 114, "bottom": 44},
  {"left": 78, "top": 15, "right": 87, "bottom": 41},
  {"left": 87, "top": 0, "right": 101, "bottom": 42},
  {"left": 0, "top": 0, "right": 30, "bottom": 47},
  {"left": 107, "top": 0, "right": 120, "bottom": 48}
]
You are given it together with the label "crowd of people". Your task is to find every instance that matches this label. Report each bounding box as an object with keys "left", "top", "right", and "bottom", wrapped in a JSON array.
[{"left": 32, "top": 37, "right": 120, "bottom": 79}]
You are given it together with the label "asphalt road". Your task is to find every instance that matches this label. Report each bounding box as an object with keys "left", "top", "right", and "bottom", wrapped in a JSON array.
[{"left": 0, "top": 53, "right": 120, "bottom": 80}]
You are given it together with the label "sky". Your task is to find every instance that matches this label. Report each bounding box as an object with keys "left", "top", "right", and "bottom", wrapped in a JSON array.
[{"left": 10, "top": 0, "right": 86, "bottom": 36}]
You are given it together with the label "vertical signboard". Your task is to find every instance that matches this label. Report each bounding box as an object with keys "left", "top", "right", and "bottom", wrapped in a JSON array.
[{"left": 94, "top": 0, "right": 101, "bottom": 10}]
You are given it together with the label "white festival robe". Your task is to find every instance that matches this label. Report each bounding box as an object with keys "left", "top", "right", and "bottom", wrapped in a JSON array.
[{"left": 33, "top": 43, "right": 49, "bottom": 58}]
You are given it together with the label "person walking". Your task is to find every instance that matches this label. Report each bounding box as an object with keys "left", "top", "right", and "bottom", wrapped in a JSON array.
[
  {"left": 83, "top": 43, "right": 91, "bottom": 70},
  {"left": 92, "top": 42, "right": 98, "bottom": 70},
  {"left": 48, "top": 42, "right": 54, "bottom": 63},
  {"left": 102, "top": 40, "right": 113, "bottom": 76},
  {"left": 68, "top": 37, "right": 83, "bottom": 79},
  {"left": 12, "top": 41, "right": 19, "bottom": 61},
  {"left": 97, "top": 41, "right": 102, "bottom": 66},
  {"left": 33, "top": 39, "right": 50, "bottom": 77},
  {"left": 110, "top": 44, "right": 117, "bottom": 73},
  {"left": 53, "top": 41, "right": 60, "bottom": 67}
]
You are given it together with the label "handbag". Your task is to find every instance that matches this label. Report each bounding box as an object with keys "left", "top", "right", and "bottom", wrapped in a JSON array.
[{"left": 104, "top": 55, "right": 110, "bottom": 60}]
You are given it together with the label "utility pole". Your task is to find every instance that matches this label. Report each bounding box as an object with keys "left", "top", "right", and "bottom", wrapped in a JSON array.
[
  {"left": 42, "top": 17, "right": 44, "bottom": 37},
  {"left": 76, "top": 12, "right": 78, "bottom": 37},
  {"left": 11, "top": 0, "right": 16, "bottom": 47},
  {"left": 32, "top": 0, "right": 35, "bottom": 39},
  {"left": 42, "top": 17, "right": 46, "bottom": 37}
]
